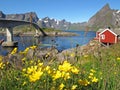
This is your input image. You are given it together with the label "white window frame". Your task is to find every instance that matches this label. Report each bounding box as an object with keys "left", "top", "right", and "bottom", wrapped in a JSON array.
[{"left": 101, "top": 34, "right": 105, "bottom": 40}]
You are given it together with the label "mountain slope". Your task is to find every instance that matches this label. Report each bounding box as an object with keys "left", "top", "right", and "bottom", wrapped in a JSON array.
[
  {"left": 0, "top": 11, "right": 87, "bottom": 30},
  {"left": 2, "top": 3, "right": 120, "bottom": 31},
  {"left": 87, "top": 3, "right": 120, "bottom": 30}
]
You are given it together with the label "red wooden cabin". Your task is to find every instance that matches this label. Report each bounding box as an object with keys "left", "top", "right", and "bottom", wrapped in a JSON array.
[{"left": 99, "top": 28, "right": 119, "bottom": 45}]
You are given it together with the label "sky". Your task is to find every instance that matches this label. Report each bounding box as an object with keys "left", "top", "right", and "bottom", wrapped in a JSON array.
[{"left": 0, "top": 0, "right": 120, "bottom": 23}]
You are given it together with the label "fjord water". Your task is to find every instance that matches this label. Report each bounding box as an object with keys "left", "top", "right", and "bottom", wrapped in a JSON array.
[{"left": 0, "top": 30, "right": 96, "bottom": 56}]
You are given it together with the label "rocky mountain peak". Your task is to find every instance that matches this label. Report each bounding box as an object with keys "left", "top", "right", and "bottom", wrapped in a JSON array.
[
  {"left": 87, "top": 3, "right": 115, "bottom": 29},
  {"left": 0, "top": 11, "right": 6, "bottom": 18},
  {"left": 101, "top": 3, "right": 111, "bottom": 11},
  {"left": 97, "top": 3, "right": 111, "bottom": 15},
  {"left": 5, "top": 12, "right": 39, "bottom": 22}
]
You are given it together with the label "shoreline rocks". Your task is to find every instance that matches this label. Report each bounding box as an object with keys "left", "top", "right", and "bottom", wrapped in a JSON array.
[
  {"left": 56, "top": 39, "right": 100, "bottom": 61},
  {"left": 0, "top": 31, "right": 78, "bottom": 37},
  {"left": 2, "top": 39, "right": 100, "bottom": 59},
  {"left": 1, "top": 39, "right": 100, "bottom": 69}
]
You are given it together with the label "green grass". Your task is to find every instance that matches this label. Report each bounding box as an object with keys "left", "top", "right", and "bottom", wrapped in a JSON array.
[
  {"left": 13, "top": 25, "right": 61, "bottom": 32},
  {"left": 0, "top": 43, "right": 120, "bottom": 90}
]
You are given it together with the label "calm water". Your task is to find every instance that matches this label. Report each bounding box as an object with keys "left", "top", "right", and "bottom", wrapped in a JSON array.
[{"left": 0, "top": 30, "right": 96, "bottom": 56}]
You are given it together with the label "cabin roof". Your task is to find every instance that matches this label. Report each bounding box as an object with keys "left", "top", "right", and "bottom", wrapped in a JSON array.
[
  {"left": 98, "top": 28, "right": 120, "bottom": 36},
  {"left": 99, "top": 29, "right": 117, "bottom": 36}
]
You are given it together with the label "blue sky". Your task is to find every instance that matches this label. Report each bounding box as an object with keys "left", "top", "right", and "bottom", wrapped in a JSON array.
[{"left": 0, "top": 0, "right": 120, "bottom": 23}]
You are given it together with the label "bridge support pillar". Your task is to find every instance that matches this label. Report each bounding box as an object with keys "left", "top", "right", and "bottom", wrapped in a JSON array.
[
  {"left": 34, "top": 29, "right": 40, "bottom": 37},
  {"left": 6, "top": 27, "right": 13, "bottom": 42},
  {"left": 2, "top": 27, "right": 18, "bottom": 47}
]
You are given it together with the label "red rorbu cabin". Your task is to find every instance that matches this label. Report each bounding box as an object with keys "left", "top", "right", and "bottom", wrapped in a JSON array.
[{"left": 98, "top": 28, "right": 119, "bottom": 45}]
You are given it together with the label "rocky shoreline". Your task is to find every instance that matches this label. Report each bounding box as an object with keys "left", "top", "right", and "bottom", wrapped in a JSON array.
[
  {"left": 0, "top": 31, "right": 78, "bottom": 37},
  {"left": 1, "top": 39, "right": 100, "bottom": 69},
  {"left": 56, "top": 39, "right": 100, "bottom": 61}
]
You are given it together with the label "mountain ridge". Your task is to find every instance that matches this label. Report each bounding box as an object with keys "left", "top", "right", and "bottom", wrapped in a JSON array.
[
  {"left": 0, "top": 11, "right": 87, "bottom": 30},
  {"left": 1, "top": 3, "right": 120, "bottom": 30},
  {"left": 87, "top": 3, "right": 120, "bottom": 30}
]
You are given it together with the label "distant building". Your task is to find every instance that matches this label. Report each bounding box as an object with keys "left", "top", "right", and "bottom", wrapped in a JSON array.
[{"left": 95, "top": 29, "right": 104, "bottom": 40}]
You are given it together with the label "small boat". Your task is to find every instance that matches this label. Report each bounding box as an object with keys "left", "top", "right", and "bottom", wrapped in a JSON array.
[{"left": 0, "top": 39, "right": 4, "bottom": 45}]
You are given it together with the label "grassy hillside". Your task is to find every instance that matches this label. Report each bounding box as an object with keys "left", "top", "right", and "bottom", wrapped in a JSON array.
[
  {"left": 13, "top": 25, "right": 62, "bottom": 34},
  {"left": 0, "top": 41, "right": 120, "bottom": 89}
]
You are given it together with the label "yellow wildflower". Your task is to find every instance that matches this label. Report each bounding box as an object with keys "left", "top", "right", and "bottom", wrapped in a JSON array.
[
  {"left": 58, "top": 61, "right": 72, "bottom": 72},
  {"left": 59, "top": 83, "right": 65, "bottom": 90},
  {"left": 24, "top": 47, "right": 29, "bottom": 52},
  {"left": 71, "top": 66, "right": 79, "bottom": 74},
  {"left": 37, "top": 59, "right": 40, "bottom": 63},
  {"left": 45, "top": 53, "right": 50, "bottom": 58},
  {"left": 45, "top": 66, "right": 50, "bottom": 71},
  {"left": 89, "top": 72, "right": 94, "bottom": 76},
  {"left": 91, "top": 77, "right": 98, "bottom": 83},
  {"left": 30, "top": 45, "right": 37, "bottom": 49},
  {"left": 90, "top": 69, "right": 96, "bottom": 73},
  {"left": 0, "top": 62, "right": 5, "bottom": 69},
  {"left": 71, "top": 85, "right": 77, "bottom": 90},
  {"left": 45, "top": 66, "right": 51, "bottom": 74},
  {"left": 38, "top": 62, "right": 43, "bottom": 67},
  {"left": 29, "top": 70, "right": 43, "bottom": 82},
  {"left": 117, "top": 57, "right": 120, "bottom": 61},
  {"left": 70, "top": 53, "right": 75, "bottom": 57},
  {"left": 61, "top": 71, "right": 65, "bottom": 78},
  {"left": 19, "top": 46, "right": 37, "bottom": 55},
  {"left": 11, "top": 47, "right": 17, "bottom": 54},
  {"left": 64, "top": 72, "right": 70, "bottom": 80},
  {"left": 22, "top": 61, "right": 44, "bottom": 83},
  {"left": 88, "top": 75, "right": 92, "bottom": 79},
  {"left": 22, "top": 68, "right": 26, "bottom": 72},
  {"left": 27, "top": 67, "right": 34, "bottom": 74},
  {"left": 21, "top": 57, "right": 27, "bottom": 62},
  {"left": 89, "top": 72, "right": 94, "bottom": 79},
  {"left": 30, "top": 60, "right": 34, "bottom": 64},
  {"left": 78, "top": 79, "right": 90, "bottom": 86},
  {"left": 53, "top": 70, "right": 62, "bottom": 80},
  {"left": 84, "top": 55, "right": 88, "bottom": 58},
  {"left": 0, "top": 56, "right": 5, "bottom": 69},
  {"left": 22, "top": 81, "right": 27, "bottom": 86}
]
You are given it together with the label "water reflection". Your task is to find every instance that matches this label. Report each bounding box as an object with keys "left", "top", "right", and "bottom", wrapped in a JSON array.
[{"left": 0, "top": 30, "right": 96, "bottom": 56}]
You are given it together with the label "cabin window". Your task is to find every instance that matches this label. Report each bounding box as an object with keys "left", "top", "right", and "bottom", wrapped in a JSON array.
[{"left": 101, "top": 34, "right": 105, "bottom": 40}]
